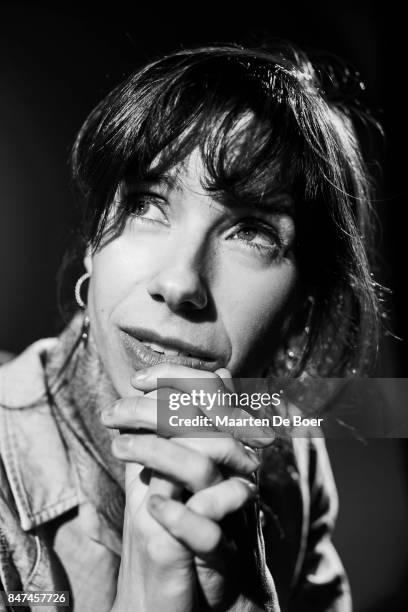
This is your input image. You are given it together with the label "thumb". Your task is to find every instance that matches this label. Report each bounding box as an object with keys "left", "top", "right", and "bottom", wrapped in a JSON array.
[{"left": 215, "top": 368, "right": 235, "bottom": 393}]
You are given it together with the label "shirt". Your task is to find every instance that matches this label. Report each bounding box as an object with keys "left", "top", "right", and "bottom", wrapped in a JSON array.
[{"left": 0, "top": 329, "right": 352, "bottom": 611}]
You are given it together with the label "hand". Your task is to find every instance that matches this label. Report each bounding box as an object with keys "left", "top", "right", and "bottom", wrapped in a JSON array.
[{"left": 103, "top": 365, "right": 273, "bottom": 611}]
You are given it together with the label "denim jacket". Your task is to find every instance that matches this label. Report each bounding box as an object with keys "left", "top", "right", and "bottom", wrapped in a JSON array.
[{"left": 0, "top": 337, "right": 351, "bottom": 611}]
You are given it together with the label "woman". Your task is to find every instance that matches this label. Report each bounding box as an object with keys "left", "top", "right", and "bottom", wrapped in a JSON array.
[{"left": 0, "top": 42, "right": 380, "bottom": 611}]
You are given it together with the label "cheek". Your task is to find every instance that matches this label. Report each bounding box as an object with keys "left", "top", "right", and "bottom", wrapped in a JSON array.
[
  {"left": 218, "top": 261, "right": 298, "bottom": 371},
  {"left": 85, "top": 236, "right": 155, "bottom": 396},
  {"left": 88, "top": 237, "right": 149, "bottom": 318}
]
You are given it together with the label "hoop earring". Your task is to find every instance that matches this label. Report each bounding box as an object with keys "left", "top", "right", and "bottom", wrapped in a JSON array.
[{"left": 75, "top": 272, "right": 90, "bottom": 309}]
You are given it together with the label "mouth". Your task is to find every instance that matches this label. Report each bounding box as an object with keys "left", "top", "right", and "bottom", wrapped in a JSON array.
[{"left": 119, "top": 326, "right": 221, "bottom": 372}]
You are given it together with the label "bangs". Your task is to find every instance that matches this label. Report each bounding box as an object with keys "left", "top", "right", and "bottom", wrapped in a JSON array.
[
  {"left": 125, "top": 59, "right": 308, "bottom": 206},
  {"left": 72, "top": 48, "right": 321, "bottom": 247}
]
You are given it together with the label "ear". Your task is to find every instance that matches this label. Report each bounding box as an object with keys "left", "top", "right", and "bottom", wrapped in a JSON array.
[{"left": 83, "top": 245, "right": 93, "bottom": 275}]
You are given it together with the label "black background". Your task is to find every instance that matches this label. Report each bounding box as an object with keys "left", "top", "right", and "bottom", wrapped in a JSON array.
[{"left": 1, "top": 2, "right": 407, "bottom": 610}]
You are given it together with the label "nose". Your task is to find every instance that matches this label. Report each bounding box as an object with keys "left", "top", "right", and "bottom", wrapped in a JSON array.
[{"left": 147, "top": 242, "right": 209, "bottom": 312}]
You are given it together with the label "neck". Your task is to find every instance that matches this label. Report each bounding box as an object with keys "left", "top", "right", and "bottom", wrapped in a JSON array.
[{"left": 45, "top": 311, "right": 125, "bottom": 490}]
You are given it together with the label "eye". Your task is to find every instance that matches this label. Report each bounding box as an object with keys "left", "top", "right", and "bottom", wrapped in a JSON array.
[
  {"left": 230, "top": 221, "right": 283, "bottom": 258},
  {"left": 122, "top": 193, "right": 168, "bottom": 225},
  {"left": 235, "top": 225, "right": 275, "bottom": 246}
]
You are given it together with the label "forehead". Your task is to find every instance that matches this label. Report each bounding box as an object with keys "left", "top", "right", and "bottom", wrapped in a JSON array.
[{"left": 126, "top": 148, "right": 294, "bottom": 215}]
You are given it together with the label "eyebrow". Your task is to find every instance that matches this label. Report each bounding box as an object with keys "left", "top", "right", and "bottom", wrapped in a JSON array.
[
  {"left": 217, "top": 191, "right": 295, "bottom": 217},
  {"left": 137, "top": 170, "right": 184, "bottom": 191},
  {"left": 126, "top": 171, "right": 294, "bottom": 216}
]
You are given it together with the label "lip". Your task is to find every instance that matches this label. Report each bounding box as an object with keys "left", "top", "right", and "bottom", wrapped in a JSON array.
[{"left": 119, "top": 326, "right": 222, "bottom": 372}]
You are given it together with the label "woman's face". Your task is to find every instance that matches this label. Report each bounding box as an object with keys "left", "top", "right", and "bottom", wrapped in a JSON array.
[{"left": 85, "top": 150, "right": 298, "bottom": 397}]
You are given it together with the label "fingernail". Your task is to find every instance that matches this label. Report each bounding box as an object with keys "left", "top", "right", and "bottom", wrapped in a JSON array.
[
  {"left": 237, "top": 477, "right": 258, "bottom": 494},
  {"left": 114, "top": 434, "right": 131, "bottom": 450},
  {"left": 148, "top": 494, "right": 166, "bottom": 511},
  {"left": 244, "top": 446, "right": 260, "bottom": 467},
  {"left": 100, "top": 407, "right": 114, "bottom": 423},
  {"left": 246, "top": 481, "right": 258, "bottom": 494}
]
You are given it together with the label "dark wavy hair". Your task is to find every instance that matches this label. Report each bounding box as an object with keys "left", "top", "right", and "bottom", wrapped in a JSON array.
[{"left": 61, "top": 42, "right": 383, "bottom": 377}]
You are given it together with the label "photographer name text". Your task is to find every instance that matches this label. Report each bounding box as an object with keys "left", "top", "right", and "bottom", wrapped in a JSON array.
[{"left": 167, "top": 414, "right": 324, "bottom": 428}]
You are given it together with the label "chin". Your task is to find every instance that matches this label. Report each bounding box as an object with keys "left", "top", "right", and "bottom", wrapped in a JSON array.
[
  {"left": 106, "top": 359, "right": 141, "bottom": 398},
  {"left": 94, "top": 332, "right": 139, "bottom": 398}
]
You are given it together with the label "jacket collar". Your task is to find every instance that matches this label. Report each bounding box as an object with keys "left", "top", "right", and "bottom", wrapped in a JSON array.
[{"left": 0, "top": 337, "right": 81, "bottom": 531}]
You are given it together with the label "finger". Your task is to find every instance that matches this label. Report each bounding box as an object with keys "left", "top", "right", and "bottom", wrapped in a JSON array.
[
  {"left": 147, "top": 494, "right": 233, "bottom": 562},
  {"left": 131, "top": 364, "right": 223, "bottom": 394},
  {"left": 104, "top": 399, "right": 274, "bottom": 450},
  {"left": 100, "top": 395, "right": 157, "bottom": 430},
  {"left": 149, "top": 471, "right": 183, "bottom": 500},
  {"left": 101, "top": 391, "right": 223, "bottom": 438},
  {"left": 215, "top": 369, "right": 274, "bottom": 447},
  {"left": 173, "top": 436, "right": 260, "bottom": 475},
  {"left": 131, "top": 366, "right": 275, "bottom": 447},
  {"left": 107, "top": 398, "right": 261, "bottom": 474},
  {"left": 105, "top": 396, "right": 260, "bottom": 474},
  {"left": 186, "top": 476, "right": 257, "bottom": 521},
  {"left": 215, "top": 368, "right": 235, "bottom": 393},
  {"left": 214, "top": 409, "right": 276, "bottom": 449},
  {"left": 112, "top": 433, "right": 223, "bottom": 492}
]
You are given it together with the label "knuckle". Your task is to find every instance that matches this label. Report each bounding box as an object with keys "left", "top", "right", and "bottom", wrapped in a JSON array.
[
  {"left": 218, "top": 435, "right": 235, "bottom": 455},
  {"left": 223, "top": 436, "right": 242, "bottom": 461},
  {"left": 194, "top": 457, "right": 219, "bottom": 488},
  {"left": 127, "top": 397, "right": 142, "bottom": 416},
  {"left": 112, "top": 398, "right": 141, "bottom": 423},
  {"left": 215, "top": 437, "right": 253, "bottom": 472},
  {"left": 145, "top": 536, "right": 170, "bottom": 566},
  {"left": 136, "top": 438, "right": 156, "bottom": 466},
  {"left": 149, "top": 436, "right": 162, "bottom": 456},
  {"left": 188, "top": 494, "right": 214, "bottom": 516},
  {"left": 165, "top": 503, "right": 187, "bottom": 533},
  {"left": 201, "top": 524, "right": 222, "bottom": 554}
]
